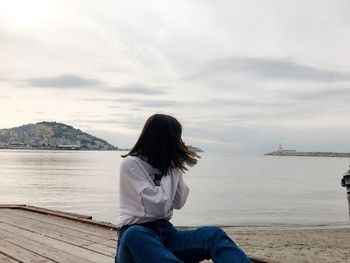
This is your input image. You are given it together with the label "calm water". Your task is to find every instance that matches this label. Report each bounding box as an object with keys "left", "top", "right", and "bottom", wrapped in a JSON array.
[{"left": 0, "top": 150, "right": 349, "bottom": 227}]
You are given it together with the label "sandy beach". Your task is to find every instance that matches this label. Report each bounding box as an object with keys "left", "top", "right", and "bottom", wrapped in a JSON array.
[{"left": 201, "top": 225, "right": 350, "bottom": 263}]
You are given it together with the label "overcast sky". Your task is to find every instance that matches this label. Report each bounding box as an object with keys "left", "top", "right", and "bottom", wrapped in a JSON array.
[{"left": 1, "top": 0, "right": 350, "bottom": 153}]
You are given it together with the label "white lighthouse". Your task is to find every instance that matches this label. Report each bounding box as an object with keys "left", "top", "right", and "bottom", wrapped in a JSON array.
[{"left": 278, "top": 144, "right": 282, "bottom": 152}]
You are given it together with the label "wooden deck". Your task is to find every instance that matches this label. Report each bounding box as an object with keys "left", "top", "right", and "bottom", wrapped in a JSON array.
[
  {"left": 0, "top": 205, "right": 117, "bottom": 263},
  {"left": 0, "top": 205, "right": 274, "bottom": 263}
]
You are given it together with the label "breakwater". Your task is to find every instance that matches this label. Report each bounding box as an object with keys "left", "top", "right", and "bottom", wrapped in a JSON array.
[{"left": 265, "top": 151, "right": 350, "bottom": 158}]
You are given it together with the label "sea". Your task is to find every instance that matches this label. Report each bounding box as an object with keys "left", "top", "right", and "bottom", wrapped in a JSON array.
[{"left": 0, "top": 150, "right": 349, "bottom": 227}]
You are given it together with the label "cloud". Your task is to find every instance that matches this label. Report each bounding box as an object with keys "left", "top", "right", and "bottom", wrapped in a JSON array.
[
  {"left": 290, "top": 86, "right": 350, "bottom": 100},
  {"left": 81, "top": 97, "right": 185, "bottom": 108},
  {"left": 27, "top": 78, "right": 170, "bottom": 95},
  {"left": 26, "top": 74, "right": 104, "bottom": 88},
  {"left": 66, "top": 118, "right": 119, "bottom": 124},
  {"left": 192, "top": 98, "right": 263, "bottom": 108},
  {"left": 139, "top": 99, "right": 186, "bottom": 108},
  {"left": 83, "top": 96, "right": 270, "bottom": 109},
  {"left": 81, "top": 97, "right": 139, "bottom": 103},
  {"left": 106, "top": 83, "right": 169, "bottom": 95},
  {"left": 67, "top": 116, "right": 145, "bottom": 130},
  {"left": 189, "top": 56, "right": 350, "bottom": 82},
  {"left": 112, "top": 97, "right": 243, "bottom": 108}
]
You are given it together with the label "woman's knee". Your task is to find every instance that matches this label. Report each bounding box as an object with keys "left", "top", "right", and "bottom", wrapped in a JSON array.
[
  {"left": 208, "top": 226, "right": 224, "bottom": 233},
  {"left": 192, "top": 226, "right": 224, "bottom": 243},
  {"left": 120, "top": 225, "right": 150, "bottom": 244},
  {"left": 201, "top": 226, "right": 235, "bottom": 245},
  {"left": 201, "top": 226, "right": 225, "bottom": 237}
]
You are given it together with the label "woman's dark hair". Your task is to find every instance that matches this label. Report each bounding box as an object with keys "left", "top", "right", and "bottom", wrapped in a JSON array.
[{"left": 123, "top": 114, "right": 199, "bottom": 175}]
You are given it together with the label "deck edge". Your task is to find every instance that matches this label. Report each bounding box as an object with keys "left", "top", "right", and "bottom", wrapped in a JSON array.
[{"left": 0, "top": 204, "right": 118, "bottom": 230}]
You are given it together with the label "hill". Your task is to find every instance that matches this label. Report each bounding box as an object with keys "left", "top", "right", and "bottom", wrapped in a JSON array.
[{"left": 0, "top": 122, "right": 118, "bottom": 151}]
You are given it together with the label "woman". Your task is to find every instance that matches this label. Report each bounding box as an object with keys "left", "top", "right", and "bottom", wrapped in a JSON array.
[{"left": 116, "top": 114, "right": 250, "bottom": 263}]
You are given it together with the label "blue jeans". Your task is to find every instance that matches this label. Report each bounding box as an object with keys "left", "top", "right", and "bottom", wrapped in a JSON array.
[{"left": 115, "top": 219, "right": 250, "bottom": 263}]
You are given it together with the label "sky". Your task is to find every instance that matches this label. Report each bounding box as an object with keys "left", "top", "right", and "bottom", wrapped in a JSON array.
[{"left": 1, "top": 0, "right": 350, "bottom": 153}]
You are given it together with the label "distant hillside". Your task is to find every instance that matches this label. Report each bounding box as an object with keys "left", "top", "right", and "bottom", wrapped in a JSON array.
[{"left": 0, "top": 122, "right": 118, "bottom": 151}]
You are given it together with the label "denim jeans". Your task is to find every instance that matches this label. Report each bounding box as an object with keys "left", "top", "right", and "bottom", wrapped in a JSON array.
[{"left": 115, "top": 219, "right": 250, "bottom": 263}]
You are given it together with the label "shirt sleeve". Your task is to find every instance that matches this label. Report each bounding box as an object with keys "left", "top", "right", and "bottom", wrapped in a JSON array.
[
  {"left": 173, "top": 172, "right": 190, "bottom": 209},
  {"left": 120, "top": 157, "right": 171, "bottom": 217}
]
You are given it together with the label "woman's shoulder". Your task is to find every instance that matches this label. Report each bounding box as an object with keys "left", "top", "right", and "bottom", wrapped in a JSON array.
[
  {"left": 121, "top": 155, "right": 151, "bottom": 170},
  {"left": 121, "top": 155, "right": 141, "bottom": 167},
  {"left": 120, "top": 156, "right": 147, "bottom": 178},
  {"left": 121, "top": 155, "right": 182, "bottom": 176}
]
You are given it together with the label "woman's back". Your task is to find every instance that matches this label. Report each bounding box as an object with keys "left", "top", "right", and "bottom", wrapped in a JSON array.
[{"left": 118, "top": 155, "right": 189, "bottom": 229}]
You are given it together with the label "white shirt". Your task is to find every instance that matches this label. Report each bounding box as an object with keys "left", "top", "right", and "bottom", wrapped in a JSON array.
[{"left": 117, "top": 155, "right": 190, "bottom": 228}]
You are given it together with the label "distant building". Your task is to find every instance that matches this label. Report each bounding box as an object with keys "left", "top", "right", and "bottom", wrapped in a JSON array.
[
  {"left": 276, "top": 144, "right": 296, "bottom": 154},
  {"left": 56, "top": 145, "right": 81, "bottom": 150},
  {"left": 8, "top": 142, "right": 26, "bottom": 149}
]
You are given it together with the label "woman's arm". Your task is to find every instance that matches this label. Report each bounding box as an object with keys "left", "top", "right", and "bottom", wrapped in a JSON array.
[{"left": 173, "top": 173, "right": 189, "bottom": 209}]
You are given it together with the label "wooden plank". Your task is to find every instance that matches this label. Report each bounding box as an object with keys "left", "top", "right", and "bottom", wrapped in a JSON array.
[
  {"left": 0, "top": 253, "right": 20, "bottom": 263},
  {"left": 0, "top": 218, "right": 115, "bottom": 258},
  {"left": 0, "top": 214, "right": 94, "bottom": 247},
  {"left": 0, "top": 239, "right": 54, "bottom": 263},
  {"left": 6, "top": 210, "right": 116, "bottom": 240},
  {"left": 0, "top": 223, "right": 114, "bottom": 263},
  {"left": 0, "top": 227, "right": 91, "bottom": 263},
  {"left": 82, "top": 243, "right": 116, "bottom": 257},
  {"left": 6, "top": 209, "right": 116, "bottom": 240},
  {"left": 0, "top": 210, "right": 116, "bottom": 248}
]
